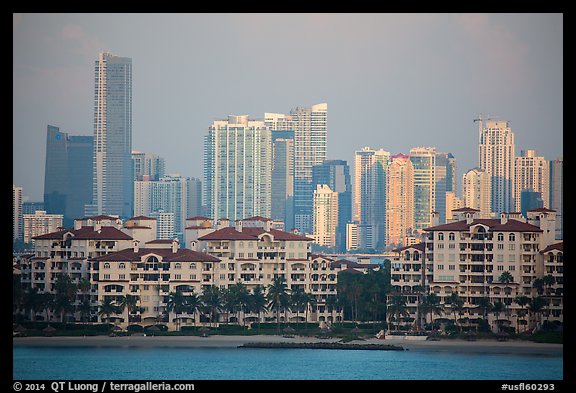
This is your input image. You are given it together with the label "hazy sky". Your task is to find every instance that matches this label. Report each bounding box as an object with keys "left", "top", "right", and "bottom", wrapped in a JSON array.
[{"left": 13, "top": 13, "right": 563, "bottom": 202}]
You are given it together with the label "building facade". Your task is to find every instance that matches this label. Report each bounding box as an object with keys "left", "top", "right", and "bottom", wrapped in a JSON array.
[
  {"left": 13, "top": 185, "right": 23, "bottom": 241},
  {"left": 312, "top": 184, "right": 339, "bottom": 249},
  {"left": 478, "top": 118, "right": 516, "bottom": 214},
  {"left": 87, "top": 52, "right": 133, "bottom": 219},
  {"left": 462, "top": 167, "right": 492, "bottom": 218},
  {"left": 514, "top": 150, "right": 549, "bottom": 212},
  {"left": 409, "top": 146, "right": 436, "bottom": 231},
  {"left": 203, "top": 115, "right": 272, "bottom": 223},
  {"left": 271, "top": 130, "right": 294, "bottom": 230},
  {"left": 549, "top": 157, "right": 563, "bottom": 240},
  {"left": 132, "top": 150, "right": 166, "bottom": 181},
  {"left": 385, "top": 153, "right": 415, "bottom": 249},
  {"left": 23, "top": 210, "right": 64, "bottom": 244},
  {"left": 388, "top": 207, "right": 561, "bottom": 332}
]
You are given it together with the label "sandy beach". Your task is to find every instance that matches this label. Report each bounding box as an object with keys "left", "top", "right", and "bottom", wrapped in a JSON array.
[{"left": 12, "top": 335, "right": 563, "bottom": 357}]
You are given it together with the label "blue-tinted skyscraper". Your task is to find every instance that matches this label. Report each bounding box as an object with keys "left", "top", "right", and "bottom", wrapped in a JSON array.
[
  {"left": 44, "top": 125, "right": 93, "bottom": 227},
  {"left": 86, "top": 52, "right": 133, "bottom": 219},
  {"left": 312, "top": 160, "right": 351, "bottom": 252},
  {"left": 271, "top": 130, "right": 294, "bottom": 230}
]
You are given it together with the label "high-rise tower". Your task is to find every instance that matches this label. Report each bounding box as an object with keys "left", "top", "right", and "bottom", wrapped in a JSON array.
[
  {"left": 87, "top": 51, "right": 133, "bottom": 219},
  {"left": 477, "top": 117, "right": 515, "bottom": 214}
]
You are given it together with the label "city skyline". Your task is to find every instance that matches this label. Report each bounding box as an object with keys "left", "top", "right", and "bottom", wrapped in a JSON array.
[{"left": 13, "top": 13, "right": 563, "bottom": 202}]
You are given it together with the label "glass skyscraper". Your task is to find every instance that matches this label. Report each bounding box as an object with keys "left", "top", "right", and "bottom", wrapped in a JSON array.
[
  {"left": 86, "top": 52, "right": 133, "bottom": 219},
  {"left": 312, "top": 159, "right": 351, "bottom": 252},
  {"left": 44, "top": 125, "right": 93, "bottom": 227},
  {"left": 409, "top": 146, "right": 436, "bottom": 230}
]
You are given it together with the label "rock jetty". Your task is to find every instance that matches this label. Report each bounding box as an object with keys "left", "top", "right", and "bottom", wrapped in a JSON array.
[{"left": 238, "top": 341, "right": 405, "bottom": 351}]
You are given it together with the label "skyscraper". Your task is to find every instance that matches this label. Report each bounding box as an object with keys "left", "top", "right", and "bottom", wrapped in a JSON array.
[
  {"left": 385, "top": 154, "right": 414, "bottom": 248},
  {"left": 462, "top": 167, "right": 492, "bottom": 218},
  {"left": 409, "top": 146, "right": 436, "bottom": 230},
  {"left": 87, "top": 51, "right": 133, "bottom": 219},
  {"left": 271, "top": 130, "right": 294, "bottom": 230},
  {"left": 132, "top": 151, "right": 166, "bottom": 181},
  {"left": 44, "top": 125, "right": 93, "bottom": 227},
  {"left": 434, "top": 152, "right": 456, "bottom": 224},
  {"left": 477, "top": 118, "right": 515, "bottom": 214},
  {"left": 549, "top": 157, "right": 563, "bottom": 240},
  {"left": 265, "top": 103, "right": 327, "bottom": 234},
  {"left": 312, "top": 159, "right": 351, "bottom": 252},
  {"left": 312, "top": 184, "right": 338, "bottom": 249},
  {"left": 353, "top": 147, "right": 389, "bottom": 250},
  {"left": 514, "top": 150, "right": 549, "bottom": 212},
  {"left": 204, "top": 115, "right": 272, "bottom": 223},
  {"left": 13, "top": 185, "right": 23, "bottom": 241}
]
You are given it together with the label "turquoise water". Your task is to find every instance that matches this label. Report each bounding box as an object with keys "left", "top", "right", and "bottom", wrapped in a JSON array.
[{"left": 13, "top": 346, "right": 563, "bottom": 380}]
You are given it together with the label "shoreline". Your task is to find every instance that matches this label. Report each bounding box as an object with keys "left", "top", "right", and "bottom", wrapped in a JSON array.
[{"left": 13, "top": 335, "right": 563, "bottom": 357}]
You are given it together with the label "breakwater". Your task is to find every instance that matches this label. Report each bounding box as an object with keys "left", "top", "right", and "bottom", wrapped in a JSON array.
[{"left": 238, "top": 341, "right": 405, "bottom": 351}]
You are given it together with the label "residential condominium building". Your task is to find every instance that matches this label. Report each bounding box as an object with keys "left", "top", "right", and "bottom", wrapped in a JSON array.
[
  {"left": 312, "top": 184, "right": 339, "bottom": 249},
  {"left": 409, "top": 146, "right": 436, "bottom": 231},
  {"left": 265, "top": 103, "right": 328, "bottom": 235},
  {"left": 462, "top": 167, "right": 492, "bottom": 218},
  {"left": 86, "top": 51, "right": 133, "bottom": 220},
  {"left": 132, "top": 150, "right": 166, "bottom": 181},
  {"left": 514, "top": 150, "right": 549, "bottom": 213},
  {"left": 271, "top": 130, "right": 295, "bottom": 231},
  {"left": 353, "top": 147, "right": 390, "bottom": 250},
  {"left": 203, "top": 115, "right": 272, "bottom": 223},
  {"left": 477, "top": 118, "right": 516, "bottom": 214},
  {"left": 23, "top": 210, "right": 64, "bottom": 244},
  {"left": 388, "top": 207, "right": 561, "bottom": 333},
  {"left": 385, "top": 153, "right": 415, "bottom": 249},
  {"left": 13, "top": 185, "right": 23, "bottom": 241}
]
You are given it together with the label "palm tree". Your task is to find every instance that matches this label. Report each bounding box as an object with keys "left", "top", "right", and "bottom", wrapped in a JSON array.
[
  {"left": 532, "top": 278, "right": 545, "bottom": 296},
  {"left": 475, "top": 296, "right": 493, "bottom": 331},
  {"left": 290, "top": 287, "right": 307, "bottom": 327},
  {"left": 527, "top": 296, "right": 547, "bottom": 332},
  {"left": 23, "top": 287, "right": 44, "bottom": 326},
  {"left": 267, "top": 276, "right": 290, "bottom": 333},
  {"left": 200, "top": 285, "right": 222, "bottom": 327},
  {"left": 303, "top": 292, "right": 317, "bottom": 332},
  {"left": 446, "top": 293, "right": 465, "bottom": 333},
  {"left": 248, "top": 285, "right": 268, "bottom": 332},
  {"left": 499, "top": 271, "right": 514, "bottom": 327},
  {"left": 542, "top": 274, "right": 555, "bottom": 296},
  {"left": 229, "top": 282, "right": 250, "bottom": 327},
  {"left": 492, "top": 301, "right": 505, "bottom": 333},
  {"left": 53, "top": 274, "right": 78, "bottom": 325},
  {"left": 387, "top": 294, "right": 409, "bottom": 331},
  {"left": 421, "top": 293, "right": 443, "bottom": 331},
  {"left": 76, "top": 277, "right": 93, "bottom": 322},
  {"left": 119, "top": 294, "right": 140, "bottom": 324},
  {"left": 98, "top": 297, "right": 121, "bottom": 324},
  {"left": 515, "top": 295, "right": 530, "bottom": 333},
  {"left": 166, "top": 291, "right": 187, "bottom": 331},
  {"left": 220, "top": 288, "right": 236, "bottom": 325}
]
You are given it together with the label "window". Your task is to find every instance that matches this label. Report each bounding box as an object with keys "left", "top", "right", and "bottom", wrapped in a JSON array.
[
  {"left": 509, "top": 234, "right": 515, "bottom": 242},
  {"left": 438, "top": 264, "right": 444, "bottom": 270},
  {"left": 190, "top": 274, "right": 196, "bottom": 280},
  {"left": 448, "top": 265, "right": 455, "bottom": 270},
  {"left": 438, "top": 233, "right": 444, "bottom": 241},
  {"left": 508, "top": 244, "right": 515, "bottom": 251},
  {"left": 174, "top": 263, "right": 181, "bottom": 269},
  {"left": 497, "top": 265, "right": 504, "bottom": 271},
  {"left": 190, "top": 263, "right": 196, "bottom": 269},
  {"left": 119, "top": 274, "right": 126, "bottom": 280},
  {"left": 119, "top": 263, "right": 125, "bottom": 269},
  {"left": 103, "top": 263, "right": 110, "bottom": 269},
  {"left": 449, "top": 233, "right": 455, "bottom": 241},
  {"left": 497, "top": 233, "right": 504, "bottom": 241},
  {"left": 104, "top": 274, "right": 110, "bottom": 280}
]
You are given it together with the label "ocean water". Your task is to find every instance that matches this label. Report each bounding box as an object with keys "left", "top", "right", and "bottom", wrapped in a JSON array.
[{"left": 13, "top": 346, "right": 563, "bottom": 380}]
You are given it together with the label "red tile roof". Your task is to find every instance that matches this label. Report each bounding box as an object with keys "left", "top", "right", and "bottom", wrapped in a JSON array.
[
  {"left": 94, "top": 247, "right": 220, "bottom": 262},
  {"left": 541, "top": 242, "right": 563, "bottom": 253},
  {"left": 32, "top": 226, "right": 133, "bottom": 241},
  {"left": 423, "top": 219, "right": 542, "bottom": 233},
  {"left": 198, "top": 227, "right": 313, "bottom": 241},
  {"left": 392, "top": 243, "right": 426, "bottom": 253}
]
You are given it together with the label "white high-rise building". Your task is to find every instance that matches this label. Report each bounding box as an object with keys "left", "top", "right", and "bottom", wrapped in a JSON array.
[
  {"left": 88, "top": 52, "right": 133, "bottom": 219},
  {"left": 132, "top": 151, "right": 165, "bottom": 181},
  {"left": 204, "top": 115, "right": 272, "bottom": 223},
  {"left": 477, "top": 118, "right": 515, "bottom": 214},
  {"left": 134, "top": 174, "right": 197, "bottom": 244},
  {"left": 13, "top": 185, "right": 23, "bottom": 241},
  {"left": 312, "top": 184, "right": 338, "bottom": 249},
  {"left": 514, "top": 150, "right": 549, "bottom": 212},
  {"left": 23, "top": 210, "right": 64, "bottom": 244},
  {"left": 462, "top": 167, "right": 492, "bottom": 218},
  {"left": 265, "top": 103, "right": 327, "bottom": 234},
  {"left": 549, "top": 157, "right": 563, "bottom": 240},
  {"left": 385, "top": 153, "right": 414, "bottom": 248}
]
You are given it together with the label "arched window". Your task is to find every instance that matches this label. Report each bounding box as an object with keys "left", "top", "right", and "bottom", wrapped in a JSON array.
[
  {"left": 498, "top": 233, "right": 504, "bottom": 241},
  {"left": 103, "top": 263, "right": 110, "bottom": 269},
  {"left": 174, "top": 263, "right": 181, "bottom": 269},
  {"left": 448, "top": 232, "right": 455, "bottom": 241},
  {"left": 190, "top": 263, "right": 197, "bottom": 269},
  {"left": 509, "top": 233, "right": 515, "bottom": 242},
  {"left": 119, "top": 263, "right": 125, "bottom": 269},
  {"left": 438, "top": 233, "right": 444, "bottom": 241}
]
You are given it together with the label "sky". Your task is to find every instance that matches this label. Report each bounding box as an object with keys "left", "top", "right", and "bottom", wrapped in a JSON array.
[{"left": 13, "top": 13, "right": 563, "bottom": 202}]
